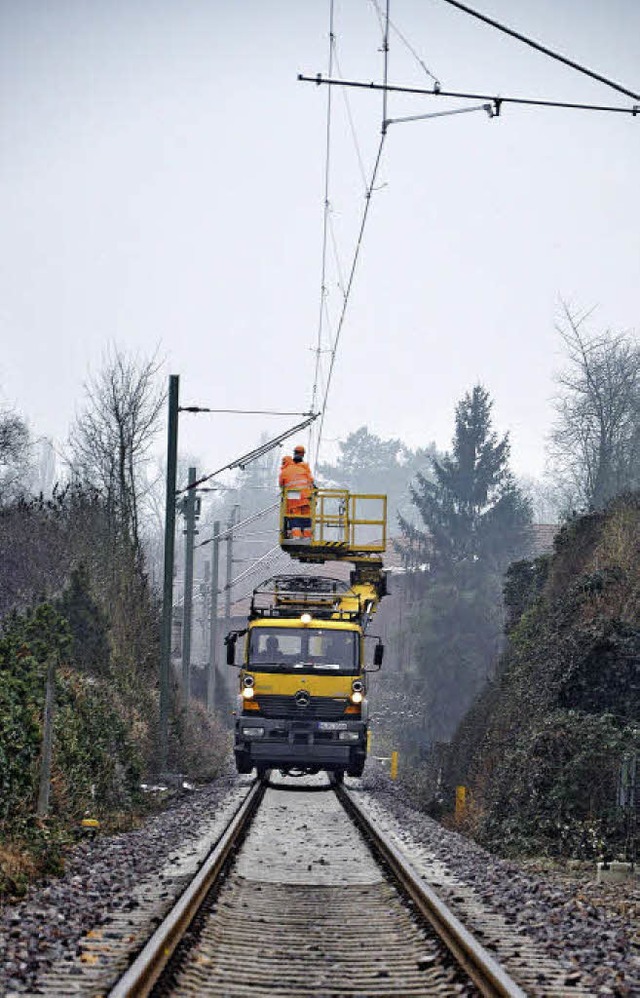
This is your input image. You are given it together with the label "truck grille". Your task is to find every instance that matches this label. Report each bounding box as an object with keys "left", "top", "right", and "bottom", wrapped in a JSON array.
[{"left": 257, "top": 695, "right": 349, "bottom": 720}]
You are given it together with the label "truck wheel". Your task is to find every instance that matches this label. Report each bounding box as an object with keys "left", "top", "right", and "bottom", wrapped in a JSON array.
[
  {"left": 347, "top": 762, "right": 365, "bottom": 778},
  {"left": 329, "top": 769, "right": 344, "bottom": 785},
  {"left": 235, "top": 752, "right": 252, "bottom": 775},
  {"left": 256, "top": 765, "right": 270, "bottom": 782}
]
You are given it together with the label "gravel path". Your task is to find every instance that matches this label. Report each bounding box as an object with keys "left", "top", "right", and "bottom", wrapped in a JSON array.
[{"left": 357, "top": 767, "right": 640, "bottom": 996}]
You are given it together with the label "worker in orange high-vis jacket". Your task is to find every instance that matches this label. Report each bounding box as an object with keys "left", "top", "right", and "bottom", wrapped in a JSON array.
[{"left": 280, "top": 445, "right": 314, "bottom": 538}]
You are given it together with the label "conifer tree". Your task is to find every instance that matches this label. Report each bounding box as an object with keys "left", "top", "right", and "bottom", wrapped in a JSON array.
[
  {"left": 57, "top": 564, "right": 110, "bottom": 676},
  {"left": 404, "top": 385, "right": 531, "bottom": 575},
  {"left": 397, "top": 385, "right": 532, "bottom": 742}
]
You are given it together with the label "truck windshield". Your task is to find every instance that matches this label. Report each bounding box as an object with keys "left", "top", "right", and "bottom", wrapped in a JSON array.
[{"left": 248, "top": 627, "right": 359, "bottom": 675}]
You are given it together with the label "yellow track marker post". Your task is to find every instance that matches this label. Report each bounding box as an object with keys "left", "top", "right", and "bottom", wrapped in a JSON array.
[
  {"left": 455, "top": 785, "right": 467, "bottom": 821},
  {"left": 390, "top": 750, "right": 398, "bottom": 780}
]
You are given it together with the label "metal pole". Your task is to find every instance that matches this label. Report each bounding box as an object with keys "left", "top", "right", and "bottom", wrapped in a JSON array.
[
  {"left": 382, "top": 0, "right": 390, "bottom": 134},
  {"left": 224, "top": 505, "right": 239, "bottom": 634},
  {"left": 36, "top": 656, "right": 56, "bottom": 817},
  {"left": 181, "top": 466, "right": 197, "bottom": 704},
  {"left": 160, "top": 374, "right": 179, "bottom": 774},
  {"left": 207, "top": 520, "right": 220, "bottom": 712}
]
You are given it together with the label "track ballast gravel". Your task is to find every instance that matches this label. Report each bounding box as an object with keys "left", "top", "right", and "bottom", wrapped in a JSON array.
[
  {"left": 359, "top": 766, "right": 640, "bottom": 997},
  {"left": 0, "top": 765, "right": 638, "bottom": 996}
]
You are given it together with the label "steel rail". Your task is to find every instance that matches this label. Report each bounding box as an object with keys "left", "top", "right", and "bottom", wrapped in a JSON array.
[
  {"left": 107, "top": 779, "right": 266, "bottom": 998},
  {"left": 336, "top": 784, "right": 527, "bottom": 998}
]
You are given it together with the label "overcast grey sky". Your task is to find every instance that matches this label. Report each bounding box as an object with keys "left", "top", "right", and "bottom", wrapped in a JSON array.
[{"left": 1, "top": 0, "right": 638, "bottom": 482}]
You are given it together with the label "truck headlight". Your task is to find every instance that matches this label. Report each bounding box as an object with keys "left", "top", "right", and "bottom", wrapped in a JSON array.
[
  {"left": 242, "top": 686, "right": 255, "bottom": 699},
  {"left": 350, "top": 690, "right": 363, "bottom": 704},
  {"left": 242, "top": 726, "right": 265, "bottom": 738}
]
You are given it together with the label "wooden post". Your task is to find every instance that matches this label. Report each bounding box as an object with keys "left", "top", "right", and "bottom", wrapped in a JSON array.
[{"left": 36, "top": 657, "right": 56, "bottom": 817}]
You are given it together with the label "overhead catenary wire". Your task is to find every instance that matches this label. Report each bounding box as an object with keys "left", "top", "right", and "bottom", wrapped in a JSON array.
[
  {"left": 437, "top": 0, "right": 640, "bottom": 102},
  {"left": 369, "top": 0, "right": 441, "bottom": 87},
  {"left": 196, "top": 502, "right": 280, "bottom": 549},
  {"left": 309, "top": 1, "right": 398, "bottom": 469},
  {"left": 314, "top": 131, "right": 387, "bottom": 468},
  {"left": 177, "top": 412, "right": 318, "bottom": 495},
  {"left": 225, "top": 545, "right": 282, "bottom": 591},
  {"left": 180, "top": 407, "right": 314, "bottom": 416},
  {"left": 309, "top": 0, "right": 336, "bottom": 447},
  {"left": 311, "top": 2, "right": 392, "bottom": 469},
  {"left": 334, "top": 47, "right": 370, "bottom": 192}
]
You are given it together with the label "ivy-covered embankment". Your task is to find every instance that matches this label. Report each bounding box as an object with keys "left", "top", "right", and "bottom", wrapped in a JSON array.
[
  {"left": 0, "top": 576, "right": 227, "bottom": 898},
  {"left": 445, "top": 492, "right": 639, "bottom": 858}
]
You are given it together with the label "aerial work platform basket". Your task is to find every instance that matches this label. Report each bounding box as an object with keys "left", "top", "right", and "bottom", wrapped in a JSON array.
[{"left": 280, "top": 487, "right": 387, "bottom": 564}]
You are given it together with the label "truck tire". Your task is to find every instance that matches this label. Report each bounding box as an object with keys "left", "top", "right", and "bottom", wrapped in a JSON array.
[
  {"left": 347, "top": 761, "right": 365, "bottom": 778},
  {"left": 235, "top": 752, "right": 252, "bottom": 775}
]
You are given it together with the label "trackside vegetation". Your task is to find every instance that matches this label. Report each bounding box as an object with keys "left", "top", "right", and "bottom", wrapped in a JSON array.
[
  {"left": 443, "top": 492, "right": 640, "bottom": 858},
  {"left": 0, "top": 353, "right": 230, "bottom": 897},
  {"left": 0, "top": 491, "right": 227, "bottom": 898}
]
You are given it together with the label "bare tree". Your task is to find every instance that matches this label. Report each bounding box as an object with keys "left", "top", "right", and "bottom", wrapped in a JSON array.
[
  {"left": 69, "top": 348, "right": 166, "bottom": 555},
  {"left": 0, "top": 408, "right": 32, "bottom": 503},
  {"left": 549, "top": 304, "right": 640, "bottom": 512}
]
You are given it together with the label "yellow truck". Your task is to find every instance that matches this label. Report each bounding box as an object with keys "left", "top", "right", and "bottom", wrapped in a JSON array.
[{"left": 226, "top": 488, "right": 387, "bottom": 782}]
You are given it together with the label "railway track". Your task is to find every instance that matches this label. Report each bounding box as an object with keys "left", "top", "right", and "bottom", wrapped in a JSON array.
[{"left": 107, "top": 774, "right": 528, "bottom": 998}]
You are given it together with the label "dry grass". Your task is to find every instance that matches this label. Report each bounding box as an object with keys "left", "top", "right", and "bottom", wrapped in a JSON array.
[
  {"left": 590, "top": 504, "right": 640, "bottom": 623},
  {"left": 0, "top": 841, "right": 41, "bottom": 897},
  {"left": 595, "top": 506, "right": 639, "bottom": 573}
]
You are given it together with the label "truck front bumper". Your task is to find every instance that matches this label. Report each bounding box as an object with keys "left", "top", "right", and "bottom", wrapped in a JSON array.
[{"left": 234, "top": 716, "right": 366, "bottom": 770}]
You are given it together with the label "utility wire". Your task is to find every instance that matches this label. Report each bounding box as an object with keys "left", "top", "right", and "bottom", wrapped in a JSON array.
[
  {"left": 225, "top": 545, "right": 281, "bottom": 591},
  {"left": 196, "top": 502, "right": 279, "bottom": 548},
  {"left": 234, "top": 551, "right": 293, "bottom": 604},
  {"left": 309, "top": 0, "right": 336, "bottom": 449},
  {"left": 180, "top": 407, "right": 313, "bottom": 416},
  {"left": 177, "top": 413, "right": 318, "bottom": 494},
  {"left": 312, "top": 2, "right": 391, "bottom": 468},
  {"left": 328, "top": 213, "right": 347, "bottom": 296},
  {"left": 334, "top": 48, "right": 370, "bottom": 191},
  {"left": 437, "top": 0, "right": 640, "bottom": 102},
  {"left": 315, "top": 133, "right": 387, "bottom": 466},
  {"left": 369, "top": 0, "right": 441, "bottom": 87}
]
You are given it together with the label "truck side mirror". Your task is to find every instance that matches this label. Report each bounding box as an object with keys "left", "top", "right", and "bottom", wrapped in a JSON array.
[
  {"left": 373, "top": 642, "right": 384, "bottom": 668},
  {"left": 225, "top": 635, "right": 236, "bottom": 666}
]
